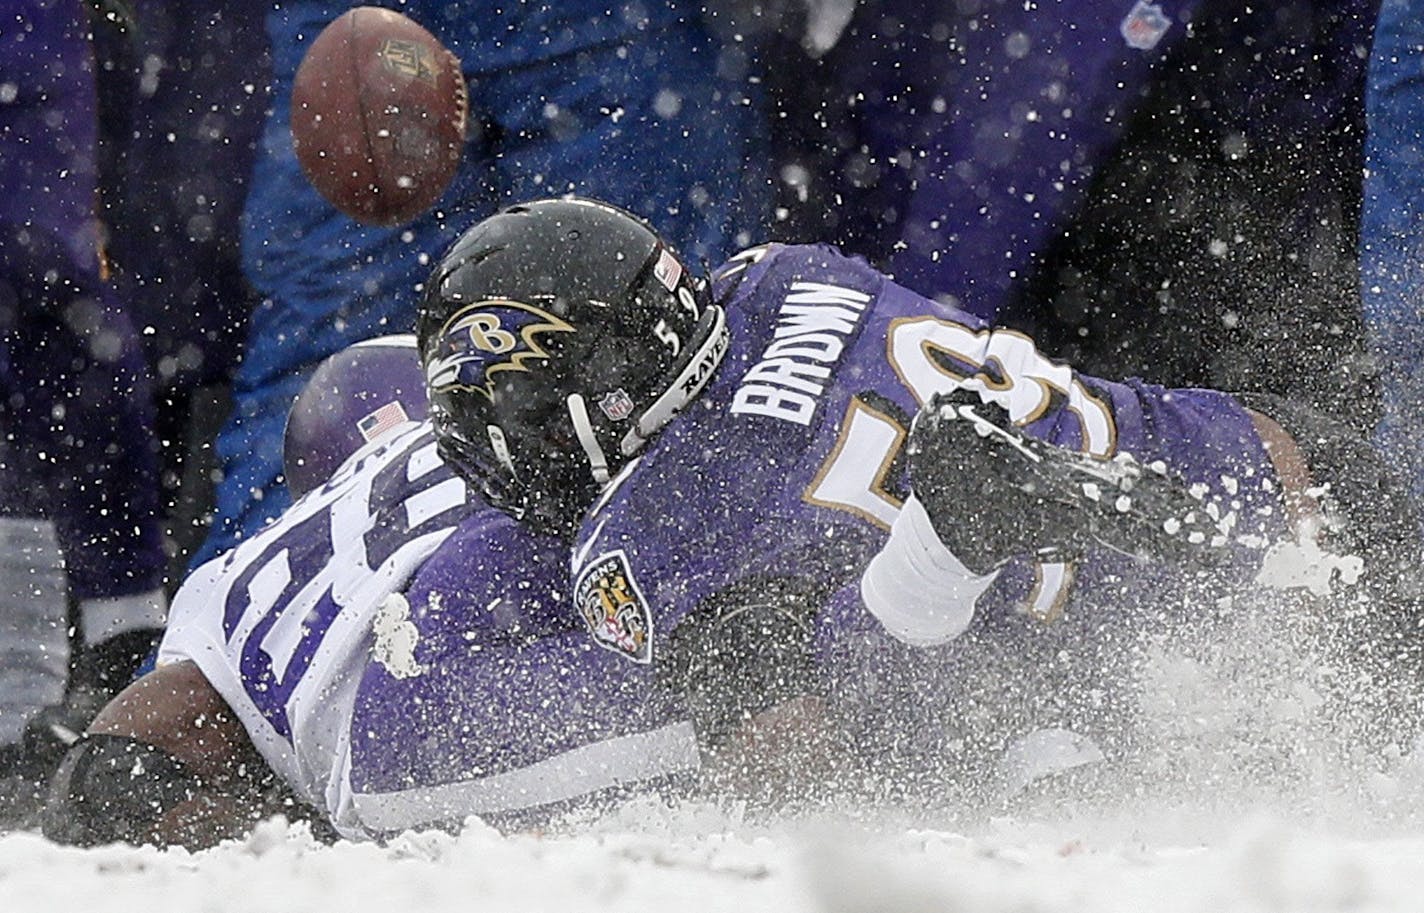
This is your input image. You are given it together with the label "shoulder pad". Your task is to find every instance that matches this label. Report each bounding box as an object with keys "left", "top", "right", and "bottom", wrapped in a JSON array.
[{"left": 711, "top": 244, "right": 783, "bottom": 301}]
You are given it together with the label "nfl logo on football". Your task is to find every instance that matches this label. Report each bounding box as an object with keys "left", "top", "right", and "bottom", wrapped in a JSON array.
[
  {"left": 1120, "top": 0, "right": 1171, "bottom": 51},
  {"left": 378, "top": 37, "right": 437, "bottom": 83}
]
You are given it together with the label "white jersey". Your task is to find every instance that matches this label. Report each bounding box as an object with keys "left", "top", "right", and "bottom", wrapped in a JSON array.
[{"left": 159, "top": 422, "right": 473, "bottom": 835}]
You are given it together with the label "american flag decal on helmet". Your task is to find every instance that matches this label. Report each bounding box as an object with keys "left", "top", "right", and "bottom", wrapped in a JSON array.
[
  {"left": 652, "top": 247, "right": 683, "bottom": 292},
  {"left": 357, "top": 401, "right": 410, "bottom": 442}
]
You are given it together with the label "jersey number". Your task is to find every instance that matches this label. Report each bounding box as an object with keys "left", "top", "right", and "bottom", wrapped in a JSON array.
[{"left": 220, "top": 432, "right": 465, "bottom": 738}]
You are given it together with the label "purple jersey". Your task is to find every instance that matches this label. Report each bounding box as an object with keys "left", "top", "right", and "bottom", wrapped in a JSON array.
[{"left": 569, "top": 245, "right": 1282, "bottom": 743}]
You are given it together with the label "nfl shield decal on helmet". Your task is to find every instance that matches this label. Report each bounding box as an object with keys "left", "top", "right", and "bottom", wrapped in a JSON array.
[
  {"left": 575, "top": 550, "right": 653, "bottom": 663},
  {"left": 425, "top": 299, "right": 575, "bottom": 399},
  {"left": 598, "top": 388, "right": 635, "bottom": 421}
]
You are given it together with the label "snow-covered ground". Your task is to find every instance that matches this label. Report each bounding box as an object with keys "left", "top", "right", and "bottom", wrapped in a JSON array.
[
  {"left": 8, "top": 793, "right": 1424, "bottom": 912},
  {"left": 12, "top": 576, "right": 1424, "bottom": 911}
]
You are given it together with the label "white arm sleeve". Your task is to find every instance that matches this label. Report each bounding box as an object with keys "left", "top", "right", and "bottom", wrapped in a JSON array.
[{"left": 860, "top": 493, "right": 1000, "bottom": 647}]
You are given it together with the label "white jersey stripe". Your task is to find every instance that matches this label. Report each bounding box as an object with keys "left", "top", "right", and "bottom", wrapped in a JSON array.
[
  {"left": 408, "top": 439, "right": 444, "bottom": 480},
  {"left": 350, "top": 721, "right": 701, "bottom": 832},
  {"left": 405, "top": 476, "right": 467, "bottom": 530}
]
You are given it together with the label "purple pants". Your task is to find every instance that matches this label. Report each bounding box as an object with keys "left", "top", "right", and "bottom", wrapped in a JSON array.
[{"left": 0, "top": 0, "right": 163, "bottom": 599}]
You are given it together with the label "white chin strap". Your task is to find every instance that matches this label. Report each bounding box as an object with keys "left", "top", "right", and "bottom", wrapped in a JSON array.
[
  {"left": 567, "top": 393, "right": 611, "bottom": 485},
  {"left": 565, "top": 304, "right": 729, "bottom": 490},
  {"left": 486, "top": 423, "right": 516, "bottom": 476},
  {"left": 620, "top": 304, "right": 729, "bottom": 458}
]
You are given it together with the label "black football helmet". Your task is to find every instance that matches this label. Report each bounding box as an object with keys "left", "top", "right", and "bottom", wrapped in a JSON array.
[{"left": 418, "top": 197, "right": 729, "bottom": 537}]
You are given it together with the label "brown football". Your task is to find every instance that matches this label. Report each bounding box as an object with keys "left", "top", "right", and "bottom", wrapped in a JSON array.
[{"left": 290, "top": 6, "right": 468, "bottom": 226}]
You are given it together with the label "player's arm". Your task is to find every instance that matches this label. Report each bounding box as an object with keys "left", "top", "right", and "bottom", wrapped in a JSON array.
[
  {"left": 1245, "top": 407, "right": 1320, "bottom": 537},
  {"left": 658, "top": 575, "right": 846, "bottom": 799},
  {"left": 1236, "top": 392, "right": 1424, "bottom": 601},
  {"left": 1217, "top": 398, "right": 1424, "bottom": 753},
  {"left": 42, "top": 661, "right": 313, "bottom": 849},
  {"left": 909, "top": 384, "right": 1419, "bottom": 597}
]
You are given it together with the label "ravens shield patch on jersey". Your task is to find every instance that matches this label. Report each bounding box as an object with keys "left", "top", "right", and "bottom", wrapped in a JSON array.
[
  {"left": 424, "top": 299, "right": 575, "bottom": 399},
  {"left": 575, "top": 550, "right": 653, "bottom": 664}
]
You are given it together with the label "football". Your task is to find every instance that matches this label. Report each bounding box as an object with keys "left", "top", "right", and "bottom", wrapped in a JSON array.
[{"left": 290, "top": 6, "right": 468, "bottom": 226}]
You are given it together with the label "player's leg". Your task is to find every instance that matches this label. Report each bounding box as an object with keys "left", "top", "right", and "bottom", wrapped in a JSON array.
[
  {"left": 1339, "top": 0, "right": 1424, "bottom": 498},
  {"left": 41, "top": 660, "right": 295, "bottom": 848},
  {"left": 0, "top": 230, "right": 170, "bottom": 775},
  {"left": 91, "top": 0, "right": 268, "bottom": 583},
  {"left": 1237, "top": 393, "right": 1424, "bottom": 583},
  {"left": 39, "top": 281, "right": 168, "bottom": 677},
  {"left": 0, "top": 5, "right": 90, "bottom": 779},
  {"left": 1236, "top": 392, "right": 1424, "bottom": 752},
  {"left": 192, "top": 0, "right": 499, "bottom": 564},
  {"left": 0, "top": 2, "right": 166, "bottom": 811},
  {"left": 0, "top": 512, "right": 68, "bottom": 799}
]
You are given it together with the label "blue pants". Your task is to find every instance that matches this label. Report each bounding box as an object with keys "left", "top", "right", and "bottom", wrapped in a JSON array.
[{"left": 1363, "top": 0, "right": 1424, "bottom": 501}]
